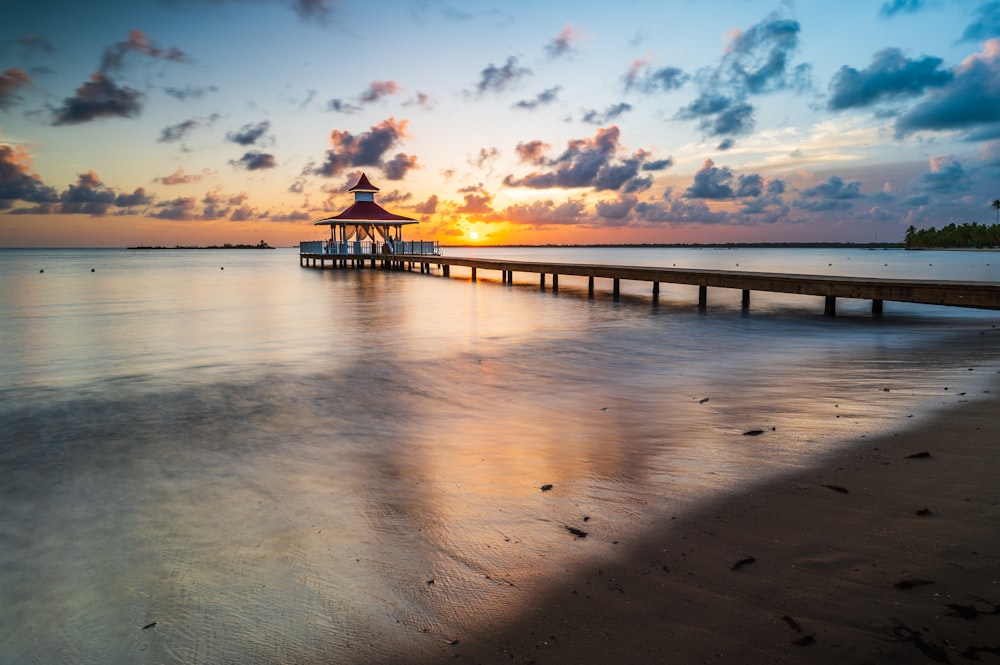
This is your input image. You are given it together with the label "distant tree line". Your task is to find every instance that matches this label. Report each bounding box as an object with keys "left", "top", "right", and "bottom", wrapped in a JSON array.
[{"left": 904, "top": 222, "right": 1000, "bottom": 249}]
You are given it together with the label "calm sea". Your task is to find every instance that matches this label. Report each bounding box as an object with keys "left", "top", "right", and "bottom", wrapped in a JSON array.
[{"left": 2, "top": 246, "right": 999, "bottom": 664}]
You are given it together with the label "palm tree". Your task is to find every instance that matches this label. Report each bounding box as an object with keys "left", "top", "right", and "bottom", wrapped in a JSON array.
[{"left": 993, "top": 198, "right": 1000, "bottom": 225}]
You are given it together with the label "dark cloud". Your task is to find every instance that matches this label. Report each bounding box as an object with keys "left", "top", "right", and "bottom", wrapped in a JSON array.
[
  {"left": 51, "top": 72, "right": 144, "bottom": 125},
  {"left": 413, "top": 194, "right": 438, "bottom": 214},
  {"left": 313, "top": 117, "right": 409, "bottom": 177},
  {"left": 115, "top": 187, "right": 154, "bottom": 208},
  {"left": 163, "top": 84, "right": 218, "bottom": 100},
  {"left": 100, "top": 30, "right": 188, "bottom": 72},
  {"left": 642, "top": 158, "right": 673, "bottom": 171},
  {"left": 678, "top": 95, "right": 755, "bottom": 136},
  {"left": 623, "top": 59, "right": 688, "bottom": 93},
  {"left": 474, "top": 56, "right": 531, "bottom": 95},
  {"left": 581, "top": 102, "right": 632, "bottom": 124},
  {"left": 402, "top": 92, "right": 434, "bottom": 109},
  {"left": 0, "top": 144, "right": 59, "bottom": 207},
  {"left": 717, "top": 138, "right": 735, "bottom": 151},
  {"left": 827, "top": 48, "right": 952, "bottom": 110},
  {"left": 471, "top": 147, "right": 499, "bottom": 170},
  {"left": 545, "top": 24, "right": 581, "bottom": 58},
  {"left": 232, "top": 151, "right": 276, "bottom": 170},
  {"left": 515, "top": 140, "right": 550, "bottom": 164},
  {"left": 456, "top": 186, "right": 493, "bottom": 214},
  {"left": 794, "top": 175, "right": 865, "bottom": 211},
  {"left": 359, "top": 80, "right": 401, "bottom": 103},
  {"left": 501, "top": 199, "right": 588, "bottom": 227},
  {"left": 158, "top": 119, "right": 200, "bottom": 143},
  {"left": 513, "top": 86, "right": 560, "bottom": 110},
  {"left": 382, "top": 152, "right": 418, "bottom": 180},
  {"left": 914, "top": 155, "right": 972, "bottom": 191},
  {"left": 724, "top": 15, "right": 810, "bottom": 95},
  {"left": 684, "top": 159, "right": 735, "bottom": 199},
  {"left": 879, "top": 0, "right": 927, "bottom": 17},
  {"left": 961, "top": 2, "right": 1000, "bottom": 41},
  {"left": 595, "top": 194, "right": 638, "bottom": 222},
  {"left": 504, "top": 126, "right": 652, "bottom": 192},
  {"left": 0, "top": 68, "right": 32, "bottom": 109},
  {"left": 226, "top": 120, "right": 270, "bottom": 146},
  {"left": 326, "top": 98, "right": 361, "bottom": 113},
  {"left": 153, "top": 196, "right": 198, "bottom": 220},
  {"left": 291, "top": 0, "right": 337, "bottom": 20},
  {"left": 895, "top": 41, "right": 1000, "bottom": 137},
  {"left": 14, "top": 33, "right": 56, "bottom": 55},
  {"left": 58, "top": 171, "right": 115, "bottom": 215}
]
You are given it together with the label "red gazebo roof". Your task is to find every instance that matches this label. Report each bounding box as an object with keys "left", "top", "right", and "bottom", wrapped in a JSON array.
[
  {"left": 349, "top": 173, "right": 379, "bottom": 193},
  {"left": 314, "top": 200, "right": 418, "bottom": 225}
]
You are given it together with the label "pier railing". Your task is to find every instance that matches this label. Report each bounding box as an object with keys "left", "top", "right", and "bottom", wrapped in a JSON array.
[{"left": 299, "top": 240, "right": 440, "bottom": 256}]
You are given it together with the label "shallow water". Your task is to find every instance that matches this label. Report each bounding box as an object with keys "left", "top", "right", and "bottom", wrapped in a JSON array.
[{"left": 2, "top": 247, "right": 999, "bottom": 663}]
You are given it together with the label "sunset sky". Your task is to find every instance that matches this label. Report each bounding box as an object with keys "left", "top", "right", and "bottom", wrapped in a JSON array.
[{"left": 2, "top": 0, "right": 1000, "bottom": 247}]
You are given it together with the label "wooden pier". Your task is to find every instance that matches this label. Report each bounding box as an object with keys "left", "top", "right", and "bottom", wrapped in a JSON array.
[{"left": 300, "top": 252, "right": 1000, "bottom": 316}]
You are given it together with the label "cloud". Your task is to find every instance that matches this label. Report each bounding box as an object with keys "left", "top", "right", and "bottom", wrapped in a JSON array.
[
  {"left": 413, "top": 194, "right": 438, "bottom": 214},
  {"left": 231, "top": 151, "right": 276, "bottom": 170},
  {"left": 684, "top": 159, "right": 735, "bottom": 199},
  {"left": 879, "top": 0, "right": 927, "bottom": 17},
  {"left": 100, "top": 30, "right": 188, "bottom": 72},
  {"left": 456, "top": 184, "right": 494, "bottom": 214},
  {"left": 359, "top": 80, "right": 401, "bottom": 103},
  {"left": 326, "top": 98, "right": 362, "bottom": 113},
  {"left": 470, "top": 146, "right": 499, "bottom": 170},
  {"left": 114, "top": 187, "right": 153, "bottom": 208},
  {"left": 154, "top": 167, "right": 205, "bottom": 185},
  {"left": 623, "top": 58, "right": 688, "bottom": 93},
  {"left": 313, "top": 117, "right": 410, "bottom": 177},
  {"left": 961, "top": 2, "right": 1000, "bottom": 41},
  {"left": 0, "top": 144, "right": 59, "bottom": 207},
  {"left": 677, "top": 95, "right": 755, "bottom": 135},
  {"left": 0, "top": 68, "right": 32, "bottom": 109},
  {"left": 382, "top": 152, "right": 418, "bottom": 180},
  {"left": 503, "top": 126, "right": 653, "bottom": 192},
  {"left": 914, "top": 155, "right": 972, "bottom": 191},
  {"left": 642, "top": 158, "right": 673, "bottom": 171},
  {"left": 581, "top": 102, "right": 632, "bottom": 124},
  {"left": 12, "top": 33, "right": 56, "bottom": 55},
  {"left": 545, "top": 24, "right": 583, "bottom": 58},
  {"left": 153, "top": 196, "right": 198, "bottom": 220},
  {"left": 500, "top": 199, "right": 588, "bottom": 227},
  {"left": 226, "top": 120, "right": 270, "bottom": 146},
  {"left": 595, "top": 194, "right": 638, "bottom": 221},
  {"left": 515, "top": 140, "right": 550, "bottom": 164},
  {"left": 51, "top": 72, "right": 144, "bottom": 124},
  {"left": 895, "top": 39, "right": 1000, "bottom": 137},
  {"left": 58, "top": 172, "right": 118, "bottom": 215},
  {"left": 290, "top": 0, "right": 337, "bottom": 20},
  {"left": 794, "top": 175, "right": 865, "bottom": 211},
  {"left": 473, "top": 56, "right": 531, "bottom": 95},
  {"left": 513, "top": 86, "right": 560, "bottom": 110},
  {"left": 163, "top": 84, "right": 218, "bottom": 100},
  {"left": 827, "top": 48, "right": 952, "bottom": 110},
  {"left": 158, "top": 119, "right": 199, "bottom": 143},
  {"left": 723, "top": 15, "right": 810, "bottom": 95}
]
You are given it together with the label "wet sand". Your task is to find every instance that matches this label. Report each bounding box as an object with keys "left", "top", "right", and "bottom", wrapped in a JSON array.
[{"left": 416, "top": 383, "right": 1000, "bottom": 664}]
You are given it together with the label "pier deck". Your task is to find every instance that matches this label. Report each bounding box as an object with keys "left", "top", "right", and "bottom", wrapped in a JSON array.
[{"left": 300, "top": 253, "right": 1000, "bottom": 316}]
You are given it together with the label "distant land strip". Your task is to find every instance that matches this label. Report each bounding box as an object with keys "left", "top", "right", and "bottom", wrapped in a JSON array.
[{"left": 128, "top": 242, "right": 273, "bottom": 250}]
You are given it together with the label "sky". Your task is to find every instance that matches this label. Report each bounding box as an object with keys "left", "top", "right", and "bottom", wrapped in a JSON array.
[{"left": 2, "top": 0, "right": 1000, "bottom": 247}]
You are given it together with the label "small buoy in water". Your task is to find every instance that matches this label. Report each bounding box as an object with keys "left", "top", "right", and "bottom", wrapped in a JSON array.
[
  {"left": 91, "top": 268, "right": 95, "bottom": 272},
  {"left": 39, "top": 269, "right": 44, "bottom": 273},
  {"left": 220, "top": 266, "right": 224, "bottom": 270}
]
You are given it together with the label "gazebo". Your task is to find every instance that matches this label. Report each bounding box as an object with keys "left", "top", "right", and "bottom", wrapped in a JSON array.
[{"left": 311, "top": 173, "right": 432, "bottom": 256}]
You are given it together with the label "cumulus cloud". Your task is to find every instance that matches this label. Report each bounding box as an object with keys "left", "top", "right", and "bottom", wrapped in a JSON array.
[
  {"left": 501, "top": 199, "right": 588, "bottom": 227},
  {"left": 794, "top": 175, "right": 865, "bottom": 211},
  {"left": 473, "top": 56, "right": 531, "bottom": 95},
  {"left": 163, "top": 84, "right": 218, "bottom": 100},
  {"left": 114, "top": 187, "right": 154, "bottom": 208},
  {"left": 456, "top": 184, "right": 494, "bottom": 214},
  {"left": 914, "top": 155, "right": 972, "bottom": 191},
  {"left": 677, "top": 95, "right": 755, "bottom": 136},
  {"left": 895, "top": 39, "right": 1000, "bottom": 137},
  {"left": 226, "top": 120, "right": 270, "bottom": 146},
  {"left": 0, "top": 68, "right": 32, "bottom": 109},
  {"left": 100, "top": 30, "right": 188, "bottom": 72},
  {"left": 326, "top": 98, "right": 362, "bottom": 113},
  {"left": 382, "top": 152, "right": 418, "bottom": 180},
  {"left": 413, "top": 194, "right": 438, "bottom": 214},
  {"left": 359, "top": 80, "right": 401, "bottom": 103},
  {"left": 159, "top": 118, "right": 201, "bottom": 143},
  {"left": 154, "top": 167, "right": 204, "bottom": 185},
  {"left": 961, "top": 2, "right": 1000, "bottom": 41},
  {"left": 58, "top": 171, "right": 116, "bottom": 215},
  {"left": 827, "top": 48, "right": 952, "bottom": 110},
  {"left": 0, "top": 144, "right": 58, "bottom": 208},
  {"left": 153, "top": 196, "right": 198, "bottom": 220},
  {"left": 515, "top": 140, "right": 550, "bottom": 164},
  {"left": 503, "top": 126, "right": 653, "bottom": 192},
  {"left": 231, "top": 151, "right": 276, "bottom": 170},
  {"left": 623, "top": 58, "right": 688, "bottom": 93},
  {"left": 513, "top": 86, "right": 560, "bottom": 110},
  {"left": 581, "top": 102, "right": 632, "bottom": 124},
  {"left": 313, "top": 117, "right": 410, "bottom": 178},
  {"left": 51, "top": 72, "right": 144, "bottom": 125},
  {"left": 546, "top": 24, "right": 583, "bottom": 58}
]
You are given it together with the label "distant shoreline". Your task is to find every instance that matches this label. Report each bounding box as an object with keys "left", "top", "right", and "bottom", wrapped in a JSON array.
[{"left": 127, "top": 243, "right": 274, "bottom": 250}]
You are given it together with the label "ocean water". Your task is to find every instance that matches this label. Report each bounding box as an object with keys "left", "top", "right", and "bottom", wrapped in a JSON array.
[{"left": 2, "top": 246, "right": 999, "bottom": 664}]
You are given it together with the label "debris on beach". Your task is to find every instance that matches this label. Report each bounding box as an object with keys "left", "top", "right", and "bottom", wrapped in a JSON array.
[
  {"left": 916, "top": 508, "right": 933, "bottom": 516},
  {"left": 906, "top": 451, "right": 932, "bottom": 459},
  {"left": 142, "top": 622, "right": 157, "bottom": 630},
  {"left": 743, "top": 429, "right": 765, "bottom": 436},
  {"left": 540, "top": 484, "right": 553, "bottom": 492},
  {"left": 731, "top": 556, "right": 756, "bottom": 571},
  {"left": 822, "top": 484, "right": 849, "bottom": 494},
  {"left": 792, "top": 635, "right": 817, "bottom": 646},
  {"left": 780, "top": 615, "right": 802, "bottom": 632},
  {"left": 565, "top": 526, "right": 588, "bottom": 538},
  {"left": 699, "top": 397, "right": 710, "bottom": 404}
]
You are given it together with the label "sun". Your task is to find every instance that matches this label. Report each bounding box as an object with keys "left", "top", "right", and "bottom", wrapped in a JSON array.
[{"left": 469, "top": 230, "right": 479, "bottom": 240}]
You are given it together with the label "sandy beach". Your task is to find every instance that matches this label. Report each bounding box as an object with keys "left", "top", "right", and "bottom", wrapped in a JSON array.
[{"left": 415, "top": 381, "right": 1000, "bottom": 664}]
